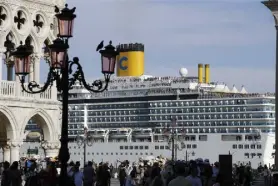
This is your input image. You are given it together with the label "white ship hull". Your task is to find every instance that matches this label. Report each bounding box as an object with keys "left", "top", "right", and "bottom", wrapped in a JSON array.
[{"left": 14, "top": 132, "right": 274, "bottom": 168}]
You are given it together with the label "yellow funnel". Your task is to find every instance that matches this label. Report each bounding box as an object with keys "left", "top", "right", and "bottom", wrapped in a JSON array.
[
  {"left": 205, "top": 64, "right": 210, "bottom": 83},
  {"left": 198, "top": 64, "right": 203, "bottom": 83},
  {"left": 116, "top": 43, "right": 144, "bottom": 77}
]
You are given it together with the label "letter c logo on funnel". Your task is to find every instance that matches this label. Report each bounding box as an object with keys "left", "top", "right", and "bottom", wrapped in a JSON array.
[{"left": 119, "top": 56, "right": 128, "bottom": 70}]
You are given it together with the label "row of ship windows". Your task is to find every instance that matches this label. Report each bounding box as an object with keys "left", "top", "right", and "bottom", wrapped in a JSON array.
[
  {"left": 68, "top": 121, "right": 274, "bottom": 130},
  {"left": 232, "top": 144, "right": 262, "bottom": 149},
  {"left": 68, "top": 99, "right": 273, "bottom": 111},
  {"left": 68, "top": 106, "right": 274, "bottom": 116},
  {"left": 118, "top": 144, "right": 198, "bottom": 150},
  {"left": 149, "top": 114, "right": 273, "bottom": 120},
  {"left": 155, "top": 144, "right": 197, "bottom": 150},
  {"left": 68, "top": 114, "right": 273, "bottom": 123},
  {"left": 244, "top": 153, "right": 262, "bottom": 158},
  {"left": 69, "top": 152, "right": 154, "bottom": 156},
  {"left": 120, "top": 145, "right": 148, "bottom": 150},
  {"left": 67, "top": 128, "right": 274, "bottom": 135},
  {"left": 149, "top": 107, "right": 273, "bottom": 114}
]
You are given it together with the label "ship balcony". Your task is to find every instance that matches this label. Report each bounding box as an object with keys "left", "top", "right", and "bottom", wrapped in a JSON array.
[
  {"left": 88, "top": 129, "right": 109, "bottom": 138},
  {"left": 132, "top": 128, "right": 153, "bottom": 138},
  {"left": 109, "top": 128, "right": 132, "bottom": 138}
]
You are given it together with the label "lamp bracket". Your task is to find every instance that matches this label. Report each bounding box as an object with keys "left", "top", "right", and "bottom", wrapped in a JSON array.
[{"left": 68, "top": 57, "right": 111, "bottom": 93}]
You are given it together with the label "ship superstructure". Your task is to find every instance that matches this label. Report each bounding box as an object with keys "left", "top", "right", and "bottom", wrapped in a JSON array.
[{"left": 62, "top": 64, "right": 275, "bottom": 167}]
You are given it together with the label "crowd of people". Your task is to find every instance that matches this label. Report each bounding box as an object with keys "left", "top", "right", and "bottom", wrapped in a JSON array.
[{"left": 0, "top": 156, "right": 271, "bottom": 186}]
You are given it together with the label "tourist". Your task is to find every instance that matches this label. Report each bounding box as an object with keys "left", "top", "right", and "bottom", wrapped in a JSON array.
[
  {"left": 9, "top": 161, "right": 22, "bottom": 186},
  {"left": 243, "top": 166, "right": 252, "bottom": 186},
  {"left": 46, "top": 162, "right": 58, "bottom": 186},
  {"left": 67, "top": 161, "right": 74, "bottom": 175},
  {"left": 68, "top": 165, "right": 83, "bottom": 186},
  {"left": 83, "top": 161, "right": 96, "bottom": 186},
  {"left": 263, "top": 165, "right": 270, "bottom": 186},
  {"left": 125, "top": 171, "right": 136, "bottom": 186},
  {"left": 24, "top": 162, "right": 40, "bottom": 186},
  {"left": 1, "top": 161, "right": 11, "bottom": 186},
  {"left": 186, "top": 164, "right": 202, "bottom": 186},
  {"left": 168, "top": 162, "right": 192, "bottom": 186},
  {"left": 118, "top": 164, "right": 127, "bottom": 186},
  {"left": 211, "top": 162, "right": 219, "bottom": 184}
]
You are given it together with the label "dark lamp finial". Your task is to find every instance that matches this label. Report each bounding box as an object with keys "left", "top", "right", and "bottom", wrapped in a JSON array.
[
  {"left": 109, "top": 41, "right": 112, "bottom": 45},
  {"left": 20, "top": 41, "right": 23, "bottom": 45},
  {"left": 65, "top": 4, "right": 68, "bottom": 8}
]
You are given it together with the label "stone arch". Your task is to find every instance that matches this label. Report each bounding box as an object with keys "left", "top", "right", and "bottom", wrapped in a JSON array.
[
  {"left": 20, "top": 109, "right": 57, "bottom": 142},
  {"left": 0, "top": 106, "right": 18, "bottom": 142},
  {"left": 5, "top": 31, "right": 17, "bottom": 45},
  {"left": 24, "top": 34, "right": 40, "bottom": 53},
  {"left": 8, "top": 27, "right": 20, "bottom": 46}
]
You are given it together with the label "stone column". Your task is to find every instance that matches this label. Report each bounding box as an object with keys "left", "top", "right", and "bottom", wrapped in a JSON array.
[
  {"left": 29, "top": 62, "right": 34, "bottom": 82},
  {"left": 0, "top": 50, "right": 4, "bottom": 81},
  {"left": 3, "top": 145, "right": 10, "bottom": 162},
  {"left": 9, "top": 142, "right": 21, "bottom": 163},
  {"left": 26, "top": 54, "right": 40, "bottom": 82},
  {"left": 34, "top": 55, "right": 40, "bottom": 83},
  {"left": 6, "top": 64, "right": 14, "bottom": 81}
]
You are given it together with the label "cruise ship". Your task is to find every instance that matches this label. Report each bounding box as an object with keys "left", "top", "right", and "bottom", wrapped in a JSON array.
[{"left": 22, "top": 43, "right": 275, "bottom": 168}]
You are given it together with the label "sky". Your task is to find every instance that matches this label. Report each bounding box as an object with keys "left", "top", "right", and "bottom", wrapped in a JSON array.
[{"left": 4, "top": 0, "right": 276, "bottom": 93}]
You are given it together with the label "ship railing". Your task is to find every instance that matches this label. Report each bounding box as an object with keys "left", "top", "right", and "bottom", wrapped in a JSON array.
[{"left": 198, "top": 92, "right": 275, "bottom": 99}]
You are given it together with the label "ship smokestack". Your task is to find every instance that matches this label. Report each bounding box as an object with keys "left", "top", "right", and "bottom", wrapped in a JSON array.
[
  {"left": 116, "top": 43, "right": 144, "bottom": 77},
  {"left": 198, "top": 64, "right": 203, "bottom": 83},
  {"left": 205, "top": 64, "right": 210, "bottom": 83}
]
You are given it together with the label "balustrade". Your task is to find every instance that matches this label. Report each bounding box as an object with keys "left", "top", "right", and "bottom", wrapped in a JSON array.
[{"left": 0, "top": 80, "right": 56, "bottom": 100}]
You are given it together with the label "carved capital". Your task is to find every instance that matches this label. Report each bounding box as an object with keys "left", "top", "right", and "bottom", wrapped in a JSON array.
[
  {"left": 3, "top": 145, "right": 10, "bottom": 150},
  {"left": 30, "top": 53, "right": 40, "bottom": 64},
  {"left": 8, "top": 141, "right": 22, "bottom": 148},
  {"left": 42, "top": 141, "right": 60, "bottom": 150}
]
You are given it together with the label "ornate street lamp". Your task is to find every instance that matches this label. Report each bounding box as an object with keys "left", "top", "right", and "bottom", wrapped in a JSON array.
[
  {"left": 11, "top": 4, "right": 119, "bottom": 185},
  {"left": 76, "top": 127, "right": 93, "bottom": 167},
  {"left": 163, "top": 117, "right": 183, "bottom": 161}
]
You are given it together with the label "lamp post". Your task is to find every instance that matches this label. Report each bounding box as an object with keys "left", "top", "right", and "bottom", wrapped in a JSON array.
[
  {"left": 11, "top": 4, "right": 119, "bottom": 185},
  {"left": 76, "top": 127, "right": 93, "bottom": 168},
  {"left": 262, "top": 0, "right": 278, "bottom": 169},
  {"left": 164, "top": 118, "right": 185, "bottom": 161},
  {"left": 185, "top": 151, "right": 195, "bottom": 162}
]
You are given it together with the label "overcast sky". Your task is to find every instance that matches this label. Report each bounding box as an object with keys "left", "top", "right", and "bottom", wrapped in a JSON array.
[{"left": 8, "top": 0, "right": 277, "bottom": 93}]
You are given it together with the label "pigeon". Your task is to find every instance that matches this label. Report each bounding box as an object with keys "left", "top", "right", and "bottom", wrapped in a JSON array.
[
  {"left": 54, "top": 6, "right": 60, "bottom": 13},
  {"left": 96, "top": 40, "right": 104, "bottom": 51}
]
